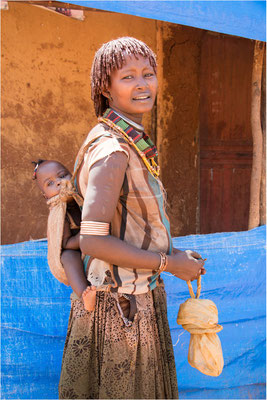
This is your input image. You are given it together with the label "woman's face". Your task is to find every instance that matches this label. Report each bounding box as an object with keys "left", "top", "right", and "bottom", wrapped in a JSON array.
[{"left": 105, "top": 54, "right": 158, "bottom": 124}]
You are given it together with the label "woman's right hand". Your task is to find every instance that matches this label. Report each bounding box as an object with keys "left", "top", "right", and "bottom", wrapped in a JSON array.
[{"left": 167, "top": 250, "right": 206, "bottom": 281}]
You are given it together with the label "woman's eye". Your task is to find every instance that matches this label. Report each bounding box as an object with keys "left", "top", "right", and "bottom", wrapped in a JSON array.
[
  {"left": 60, "top": 173, "right": 67, "bottom": 178},
  {"left": 145, "top": 73, "right": 154, "bottom": 77},
  {"left": 122, "top": 75, "right": 133, "bottom": 80},
  {"left": 47, "top": 181, "right": 53, "bottom": 187}
]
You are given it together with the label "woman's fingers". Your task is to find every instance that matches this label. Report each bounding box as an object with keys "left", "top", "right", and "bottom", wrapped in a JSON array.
[
  {"left": 185, "top": 250, "right": 205, "bottom": 261},
  {"left": 191, "top": 268, "right": 206, "bottom": 281},
  {"left": 188, "top": 250, "right": 202, "bottom": 259},
  {"left": 194, "top": 268, "right": 203, "bottom": 280},
  {"left": 188, "top": 251, "right": 207, "bottom": 269},
  {"left": 170, "top": 250, "right": 207, "bottom": 281}
]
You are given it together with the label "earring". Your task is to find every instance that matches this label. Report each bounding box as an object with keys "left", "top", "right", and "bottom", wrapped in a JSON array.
[{"left": 107, "top": 92, "right": 113, "bottom": 102}]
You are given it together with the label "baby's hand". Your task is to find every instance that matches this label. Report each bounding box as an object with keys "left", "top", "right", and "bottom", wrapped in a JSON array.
[{"left": 63, "top": 232, "right": 80, "bottom": 250}]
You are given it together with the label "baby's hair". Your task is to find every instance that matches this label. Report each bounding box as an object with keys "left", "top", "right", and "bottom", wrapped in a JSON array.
[
  {"left": 32, "top": 159, "right": 46, "bottom": 180},
  {"left": 91, "top": 37, "right": 157, "bottom": 117}
]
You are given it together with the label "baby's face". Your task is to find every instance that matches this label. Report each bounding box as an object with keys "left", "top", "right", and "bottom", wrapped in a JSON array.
[{"left": 36, "top": 161, "right": 72, "bottom": 199}]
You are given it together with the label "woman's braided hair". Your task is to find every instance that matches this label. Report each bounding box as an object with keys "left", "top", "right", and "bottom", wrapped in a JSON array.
[{"left": 91, "top": 37, "right": 157, "bottom": 117}]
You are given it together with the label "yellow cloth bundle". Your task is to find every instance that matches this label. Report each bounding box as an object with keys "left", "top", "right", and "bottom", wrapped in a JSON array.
[
  {"left": 177, "top": 277, "right": 224, "bottom": 376},
  {"left": 46, "top": 179, "right": 83, "bottom": 286}
]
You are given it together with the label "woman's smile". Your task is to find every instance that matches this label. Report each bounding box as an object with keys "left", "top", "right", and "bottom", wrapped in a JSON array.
[
  {"left": 104, "top": 54, "right": 158, "bottom": 124},
  {"left": 132, "top": 93, "right": 151, "bottom": 101}
]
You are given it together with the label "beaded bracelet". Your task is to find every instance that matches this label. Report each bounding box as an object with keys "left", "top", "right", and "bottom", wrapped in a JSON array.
[{"left": 156, "top": 252, "right": 168, "bottom": 274}]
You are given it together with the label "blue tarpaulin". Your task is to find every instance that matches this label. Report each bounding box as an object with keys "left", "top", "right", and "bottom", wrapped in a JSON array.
[
  {"left": 59, "top": 1, "right": 266, "bottom": 42},
  {"left": 1, "top": 226, "right": 266, "bottom": 399}
]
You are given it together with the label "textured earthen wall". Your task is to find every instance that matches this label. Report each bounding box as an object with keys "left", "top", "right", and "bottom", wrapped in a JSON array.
[
  {"left": 1, "top": 2, "right": 157, "bottom": 244},
  {"left": 157, "top": 23, "right": 202, "bottom": 237},
  {"left": 2, "top": 2, "right": 202, "bottom": 244}
]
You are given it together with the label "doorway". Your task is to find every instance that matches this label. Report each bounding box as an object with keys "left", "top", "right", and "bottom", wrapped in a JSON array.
[{"left": 199, "top": 33, "right": 254, "bottom": 233}]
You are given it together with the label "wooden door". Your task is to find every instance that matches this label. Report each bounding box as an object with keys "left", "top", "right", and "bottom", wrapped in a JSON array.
[{"left": 199, "top": 33, "right": 254, "bottom": 233}]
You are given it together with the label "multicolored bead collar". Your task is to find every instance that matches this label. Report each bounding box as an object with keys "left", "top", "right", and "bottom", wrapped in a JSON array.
[{"left": 98, "top": 108, "right": 160, "bottom": 179}]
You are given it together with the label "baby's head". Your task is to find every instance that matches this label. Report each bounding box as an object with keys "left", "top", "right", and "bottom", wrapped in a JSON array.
[
  {"left": 91, "top": 36, "right": 157, "bottom": 117},
  {"left": 32, "top": 159, "right": 72, "bottom": 200}
]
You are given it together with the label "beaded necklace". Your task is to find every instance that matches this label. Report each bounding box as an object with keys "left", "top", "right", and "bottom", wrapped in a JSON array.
[
  {"left": 111, "top": 108, "right": 144, "bottom": 132},
  {"left": 98, "top": 108, "right": 160, "bottom": 179}
]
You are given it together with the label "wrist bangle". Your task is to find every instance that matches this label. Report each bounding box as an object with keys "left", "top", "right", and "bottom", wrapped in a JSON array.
[
  {"left": 80, "top": 220, "right": 110, "bottom": 236},
  {"left": 156, "top": 252, "right": 168, "bottom": 274}
]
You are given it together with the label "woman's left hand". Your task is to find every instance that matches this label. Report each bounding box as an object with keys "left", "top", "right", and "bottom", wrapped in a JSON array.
[{"left": 172, "top": 247, "right": 206, "bottom": 276}]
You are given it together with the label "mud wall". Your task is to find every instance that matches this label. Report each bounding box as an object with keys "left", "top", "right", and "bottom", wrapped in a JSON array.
[
  {"left": 157, "top": 23, "right": 202, "bottom": 237},
  {"left": 1, "top": 2, "right": 202, "bottom": 244},
  {"left": 1, "top": 2, "right": 157, "bottom": 244}
]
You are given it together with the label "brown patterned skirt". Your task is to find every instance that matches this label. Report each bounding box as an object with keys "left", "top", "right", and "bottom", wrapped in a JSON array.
[{"left": 58, "top": 286, "right": 178, "bottom": 399}]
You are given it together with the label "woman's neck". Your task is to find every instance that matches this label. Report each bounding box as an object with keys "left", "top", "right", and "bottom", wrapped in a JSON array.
[{"left": 110, "top": 108, "right": 144, "bottom": 132}]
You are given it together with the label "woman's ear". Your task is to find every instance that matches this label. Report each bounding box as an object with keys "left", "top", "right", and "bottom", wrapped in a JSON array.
[
  {"left": 101, "top": 89, "right": 109, "bottom": 99},
  {"left": 102, "top": 89, "right": 113, "bottom": 102}
]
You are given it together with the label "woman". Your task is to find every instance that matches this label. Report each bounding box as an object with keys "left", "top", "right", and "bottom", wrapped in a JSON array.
[{"left": 59, "top": 37, "right": 206, "bottom": 399}]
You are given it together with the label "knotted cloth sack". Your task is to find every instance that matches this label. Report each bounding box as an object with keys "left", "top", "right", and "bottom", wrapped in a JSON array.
[
  {"left": 46, "top": 179, "right": 83, "bottom": 286},
  {"left": 176, "top": 277, "right": 224, "bottom": 376}
]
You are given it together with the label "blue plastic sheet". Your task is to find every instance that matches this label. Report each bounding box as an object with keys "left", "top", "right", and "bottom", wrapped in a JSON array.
[
  {"left": 60, "top": 1, "right": 266, "bottom": 42},
  {"left": 1, "top": 226, "right": 266, "bottom": 399}
]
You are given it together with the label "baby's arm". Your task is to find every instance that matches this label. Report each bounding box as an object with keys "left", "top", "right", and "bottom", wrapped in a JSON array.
[
  {"left": 61, "top": 249, "right": 96, "bottom": 311},
  {"left": 61, "top": 216, "right": 96, "bottom": 312},
  {"left": 62, "top": 219, "right": 80, "bottom": 250}
]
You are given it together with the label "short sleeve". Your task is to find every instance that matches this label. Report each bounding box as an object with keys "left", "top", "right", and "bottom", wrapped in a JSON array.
[
  {"left": 78, "top": 133, "right": 130, "bottom": 198},
  {"left": 84, "top": 134, "right": 130, "bottom": 173}
]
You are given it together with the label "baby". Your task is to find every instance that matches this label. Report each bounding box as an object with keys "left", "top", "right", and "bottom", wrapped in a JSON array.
[{"left": 32, "top": 159, "right": 96, "bottom": 311}]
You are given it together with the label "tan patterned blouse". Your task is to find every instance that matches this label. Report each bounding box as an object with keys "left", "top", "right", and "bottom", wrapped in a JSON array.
[{"left": 76, "top": 121, "right": 173, "bottom": 295}]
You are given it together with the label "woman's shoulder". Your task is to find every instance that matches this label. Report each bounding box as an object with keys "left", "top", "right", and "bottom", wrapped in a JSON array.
[
  {"left": 83, "top": 122, "right": 107, "bottom": 144},
  {"left": 78, "top": 123, "right": 129, "bottom": 171},
  {"left": 82, "top": 122, "right": 125, "bottom": 147},
  {"left": 93, "top": 122, "right": 131, "bottom": 150}
]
